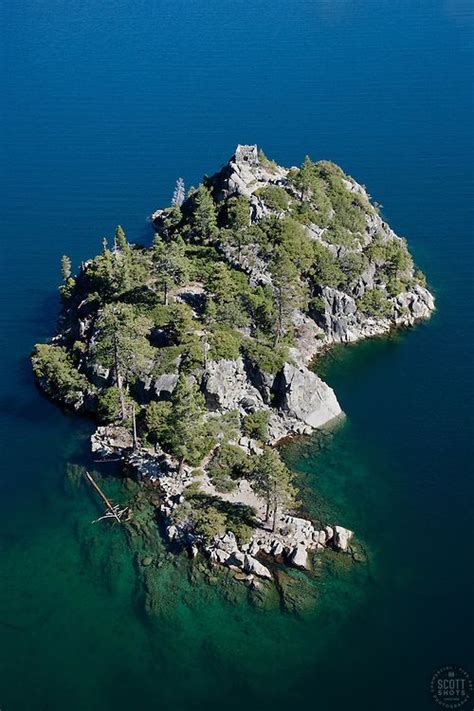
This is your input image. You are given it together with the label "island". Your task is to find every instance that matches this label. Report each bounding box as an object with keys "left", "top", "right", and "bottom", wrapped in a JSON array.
[{"left": 32, "top": 145, "right": 435, "bottom": 585}]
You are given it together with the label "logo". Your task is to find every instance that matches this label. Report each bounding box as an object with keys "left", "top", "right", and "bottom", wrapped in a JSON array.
[{"left": 430, "top": 666, "right": 473, "bottom": 708}]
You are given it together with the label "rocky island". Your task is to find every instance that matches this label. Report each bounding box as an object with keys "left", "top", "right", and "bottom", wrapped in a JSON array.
[{"left": 32, "top": 145, "right": 434, "bottom": 585}]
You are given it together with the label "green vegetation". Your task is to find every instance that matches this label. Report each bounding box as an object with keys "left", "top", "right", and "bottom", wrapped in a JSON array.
[
  {"left": 255, "top": 185, "right": 290, "bottom": 211},
  {"left": 241, "top": 338, "right": 289, "bottom": 374},
  {"left": 357, "top": 288, "right": 392, "bottom": 319},
  {"left": 208, "top": 443, "right": 253, "bottom": 493},
  {"left": 144, "top": 400, "right": 172, "bottom": 443},
  {"left": 176, "top": 493, "right": 256, "bottom": 545},
  {"left": 252, "top": 448, "right": 296, "bottom": 530},
  {"left": 152, "top": 235, "right": 190, "bottom": 304},
  {"left": 159, "top": 373, "right": 210, "bottom": 470},
  {"left": 91, "top": 303, "right": 154, "bottom": 419},
  {"left": 97, "top": 386, "right": 134, "bottom": 423},
  {"left": 33, "top": 148, "right": 428, "bottom": 489},
  {"left": 207, "top": 328, "right": 242, "bottom": 361},
  {"left": 189, "top": 185, "right": 218, "bottom": 243},
  {"left": 32, "top": 344, "right": 92, "bottom": 408},
  {"left": 242, "top": 410, "right": 270, "bottom": 441}
]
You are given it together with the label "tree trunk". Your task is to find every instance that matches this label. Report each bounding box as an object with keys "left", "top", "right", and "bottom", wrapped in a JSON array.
[
  {"left": 113, "top": 330, "right": 127, "bottom": 420},
  {"left": 272, "top": 505, "right": 278, "bottom": 532},
  {"left": 132, "top": 403, "right": 138, "bottom": 450},
  {"left": 178, "top": 456, "right": 185, "bottom": 475},
  {"left": 164, "top": 282, "right": 168, "bottom": 306},
  {"left": 265, "top": 498, "right": 270, "bottom": 524},
  {"left": 117, "top": 373, "right": 127, "bottom": 421}
]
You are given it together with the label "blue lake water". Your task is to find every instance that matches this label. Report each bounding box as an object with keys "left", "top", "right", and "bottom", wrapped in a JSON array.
[{"left": 1, "top": 1, "right": 473, "bottom": 709}]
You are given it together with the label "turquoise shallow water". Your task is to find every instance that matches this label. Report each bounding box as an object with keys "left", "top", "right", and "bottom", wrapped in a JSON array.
[{"left": 1, "top": 1, "right": 473, "bottom": 709}]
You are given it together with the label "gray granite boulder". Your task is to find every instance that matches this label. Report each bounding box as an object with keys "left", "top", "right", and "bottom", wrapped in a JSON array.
[{"left": 274, "top": 362, "right": 342, "bottom": 429}]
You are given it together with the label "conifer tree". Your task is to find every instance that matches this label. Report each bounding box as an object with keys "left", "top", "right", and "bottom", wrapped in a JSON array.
[
  {"left": 191, "top": 185, "right": 218, "bottom": 243},
  {"left": 61, "top": 255, "right": 72, "bottom": 281},
  {"left": 271, "top": 253, "right": 304, "bottom": 344},
  {"left": 152, "top": 235, "right": 190, "bottom": 305},
  {"left": 172, "top": 177, "right": 185, "bottom": 207},
  {"left": 91, "top": 303, "right": 153, "bottom": 420},
  {"left": 114, "top": 224, "right": 127, "bottom": 252},
  {"left": 166, "top": 373, "right": 206, "bottom": 472},
  {"left": 253, "top": 448, "right": 296, "bottom": 531}
]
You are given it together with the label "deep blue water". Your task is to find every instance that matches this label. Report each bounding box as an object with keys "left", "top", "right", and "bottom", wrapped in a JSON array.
[{"left": 1, "top": 2, "right": 473, "bottom": 710}]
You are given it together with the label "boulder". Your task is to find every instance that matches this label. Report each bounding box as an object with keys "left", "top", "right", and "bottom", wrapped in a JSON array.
[
  {"left": 316, "top": 287, "right": 360, "bottom": 343},
  {"left": 289, "top": 544, "right": 310, "bottom": 570},
  {"left": 244, "top": 554, "right": 272, "bottom": 579},
  {"left": 394, "top": 285, "right": 435, "bottom": 324},
  {"left": 273, "top": 363, "right": 342, "bottom": 429},
  {"left": 91, "top": 425, "right": 133, "bottom": 456},
  {"left": 202, "top": 357, "right": 263, "bottom": 412},
  {"left": 152, "top": 372, "right": 178, "bottom": 399},
  {"left": 333, "top": 525, "right": 354, "bottom": 552}
]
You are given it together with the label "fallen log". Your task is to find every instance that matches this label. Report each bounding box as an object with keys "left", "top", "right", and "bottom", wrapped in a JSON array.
[{"left": 84, "top": 471, "right": 128, "bottom": 524}]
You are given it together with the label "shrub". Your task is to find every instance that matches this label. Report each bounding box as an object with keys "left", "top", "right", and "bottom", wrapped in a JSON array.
[
  {"left": 145, "top": 400, "right": 172, "bottom": 443},
  {"left": 414, "top": 269, "right": 427, "bottom": 288},
  {"left": 97, "top": 387, "right": 133, "bottom": 423},
  {"left": 192, "top": 506, "right": 227, "bottom": 542},
  {"left": 241, "top": 338, "right": 289, "bottom": 374},
  {"left": 310, "top": 242, "right": 344, "bottom": 288},
  {"left": 242, "top": 410, "right": 270, "bottom": 441},
  {"left": 32, "top": 344, "right": 91, "bottom": 407},
  {"left": 366, "top": 236, "right": 413, "bottom": 277},
  {"left": 339, "top": 251, "right": 368, "bottom": 285},
  {"left": 386, "top": 277, "right": 407, "bottom": 297},
  {"left": 208, "top": 329, "right": 242, "bottom": 361},
  {"left": 255, "top": 185, "right": 290, "bottom": 211},
  {"left": 357, "top": 288, "right": 392, "bottom": 319},
  {"left": 208, "top": 443, "right": 251, "bottom": 491},
  {"left": 257, "top": 149, "right": 278, "bottom": 173}
]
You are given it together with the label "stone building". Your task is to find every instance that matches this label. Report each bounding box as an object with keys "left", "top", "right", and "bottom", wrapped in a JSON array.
[{"left": 235, "top": 144, "right": 258, "bottom": 166}]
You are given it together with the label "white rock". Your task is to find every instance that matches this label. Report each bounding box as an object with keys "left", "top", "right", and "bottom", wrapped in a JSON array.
[
  {"left": 275, "top": 363, "right": 342, "bottom": 429},
  {"left": 244, "top": 555, "right": 272, "bottom": 579},
  {"left": 333, "top": 525, "right": 354, "bottom": 552},
  {"left": 289, "top": 544, "right": 310, "bottom": 570}
]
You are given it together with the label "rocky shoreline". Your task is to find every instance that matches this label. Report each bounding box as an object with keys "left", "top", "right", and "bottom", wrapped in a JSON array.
[
  {"left": 32, "top": 144, "right": 434, "bottom": 588},
  {"left": 92, "top": 424, "right": 354, "bottom": 582}
]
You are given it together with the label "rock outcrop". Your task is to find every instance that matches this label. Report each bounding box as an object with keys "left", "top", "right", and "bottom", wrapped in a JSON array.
[
  {"left": 273, "top": 362, "right": 342, "bottom": 429},
  {"left": 202, "top": 358, "right": 264, "bottom": 414}
]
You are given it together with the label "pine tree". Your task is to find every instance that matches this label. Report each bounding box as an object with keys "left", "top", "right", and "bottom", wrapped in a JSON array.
[
  {"left": 224, "top": 195, "right": 251, "bottom": 257},
  {"left": 114, "top": 225, "right": 127, "bottom": 252},
  {"left": 191, "top": 185, "right": 218, "bottom": 243},
  {"left": 253, "top": 448, "right": 296, "bottom": 531},
  {"left": 172, "top": 177, "right": 185, "bottom": 207},
  {"left": 91, "top": 303, "right": 153, "bottom": 420},
  {"left": 271, "top": 253, "right": 304, "bottom": 345},
  {"left": 61, "top": 255, "right": 72, "bottom": 281},
  {"left": 152, "top": 235, "right": 190, "bottom": 305},
  {"left": 205, "top": 263, "right": 248, "bottom": 327},
  {"left": 166, "top": 373, "right": 206, "bottom": 472}
]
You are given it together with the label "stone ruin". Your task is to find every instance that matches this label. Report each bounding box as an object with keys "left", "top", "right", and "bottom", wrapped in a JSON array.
[{"left": 235, "top": 144, "right": 258, "bottom": 166}]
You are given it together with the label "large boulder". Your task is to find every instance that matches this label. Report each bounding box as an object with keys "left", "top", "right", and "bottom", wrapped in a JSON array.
[
  {"left": 288, "top": 544, "right": 310, "bottom": 570},
  {"left": 273, "top": 363, "right": 342, "bottom": 429},
  {"left": 332, "top": 525, "right": 354, "bottom": 552},
  {"left": 91, "top": 425, "right": 133, "bottom": 457},
  {"left": 393, "top": 284, "right": 435, "bottom": 325},
  {"left": 202, "top": 358, "right": 263, "bottom": 413},
  {"left": 244, "top": 554, "right": 272, "bottom": 579}
]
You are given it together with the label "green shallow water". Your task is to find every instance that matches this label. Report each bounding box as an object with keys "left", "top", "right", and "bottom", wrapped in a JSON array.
[{"left": 0, "top": 411, "right": 372, "bottom": 710}]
